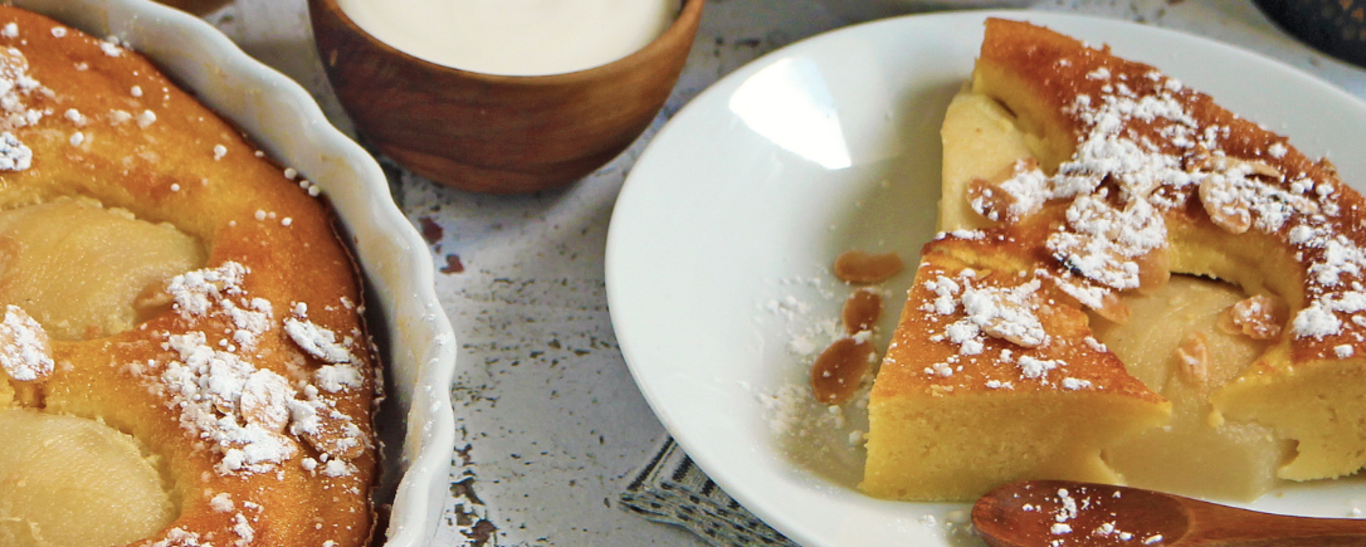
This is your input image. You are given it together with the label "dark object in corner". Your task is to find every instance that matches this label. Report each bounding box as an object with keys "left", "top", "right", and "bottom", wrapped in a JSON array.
[{"left": 1255, "top": 0, "right": 1366, "bottom": 68}]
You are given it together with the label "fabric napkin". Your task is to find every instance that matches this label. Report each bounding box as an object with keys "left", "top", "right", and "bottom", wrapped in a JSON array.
[{"left": 620, "top": 437, "right": 800, "bottom": 547}]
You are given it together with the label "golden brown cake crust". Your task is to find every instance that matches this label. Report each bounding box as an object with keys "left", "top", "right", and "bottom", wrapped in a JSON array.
[
  {"left": 0, "top": 7, "right": 377, "bottom": 547},
  {"left": 865, "top": 18, "right": 1366, "bottom": 500},
  {"left": 974, "top": 18, "right": 1366, "bottom": 392},
  {"left": 974, "top": 18, "right": 1322, "bottom": 180},
  {"left": 874, "top": 235, "right": 1164, "bottom": 402}
]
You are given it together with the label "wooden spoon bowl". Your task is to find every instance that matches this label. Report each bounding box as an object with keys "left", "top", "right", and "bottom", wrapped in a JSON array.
[
  {"left": 974, "top": 480, "right": 1366, "bottom": 547},
  {"left": 308, "top": 0, "right": 705, "bottom": 193}
]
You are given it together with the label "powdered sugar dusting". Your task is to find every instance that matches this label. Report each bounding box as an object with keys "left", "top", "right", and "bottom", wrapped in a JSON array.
[
  {"left": 1048, "top": 194, "right": 1165, "bottom": 290},
  {"left": 982, "top": 77, "right": 1205, "bottom": 299},
  {"left": 226, "top": 298, "right": 273, "bottom": 350},
  {"left": 149, "top": 528, "right": 206, "bottom": 547},
  {"left": 999, "top": 161, "right": 1050, "bottom": 218},
  {"left": 232, "top": 513, "right": 255, "bottom": 547},
  {"left": 321, "top": 458, "right": 353, "bottom": 477},
  {"left": 979, "top": 53, "right": 1366, "bottom": 348},
  {"left": 1061, "top": 377, "right": 1093, "bottom": 390},
  {"left": 922, "top": 268, "right": 1048, "bottom": 352},
  {"left": 137, "top": 109, "right": 156, "bottom": 128},
  {"left": 908, "top": 249, "right": 1117, "bottom": 390},
  {"left": 0, "top": 131, "right": 30, "bottom": 170},
  {"left": 284, "top": 303, "right": 356, "bottom": 366},
  {"left": 210, "top": 492, "right": 235, "bottom": 513},
  {"left": 1291, "top": 290, "right": 1366, "bottom": 339},
  {"left": 99, "top": 37, "right": 123, "bottom": 57},
  {"left": 1018, "top": 355, "right": 1063, "bottom": 380},
  {"left": 151, "top": 263, "right": 363, "bottom": 475},
  {"left": 1054, "top": 487, "right": 1078, "bottom": 523},
  {"left": 0, "top": 304, "right": 52, "bottom": 381},
  {"left": 1011, "top": 485, "right": 1155, "bottom": 544},
  {"left": 161, "top": 331, "right": 298, "bottom": 474},
  {"left": 315, "top": 363, "right": 364, "bottom": 393},
  {"left": 0, "top": 46, "right": 49, "bottom": 171},
  {"left": 168, "top": 261, "right": 248, "bottom": 318}
]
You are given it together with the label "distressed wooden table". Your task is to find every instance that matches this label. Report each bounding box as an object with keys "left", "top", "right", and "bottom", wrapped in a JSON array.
[{"left": 206, "top": 1, "right": 1366, "bottom": 545}]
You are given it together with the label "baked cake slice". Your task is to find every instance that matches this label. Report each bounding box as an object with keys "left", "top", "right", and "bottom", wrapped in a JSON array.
[
  {"left": 863, "top": 18, "right": 1366, "bottom": 501},
  {"left": 860, "top": 229, "right": 1171, "bottom": 500}
]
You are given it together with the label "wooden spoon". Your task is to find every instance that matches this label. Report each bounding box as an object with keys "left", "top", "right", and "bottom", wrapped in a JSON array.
[{"left": 973, "top": 480, "right": 1366, "bottom": 546}]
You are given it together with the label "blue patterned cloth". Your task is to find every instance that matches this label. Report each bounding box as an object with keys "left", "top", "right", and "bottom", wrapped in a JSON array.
[{"left": 620, "top": 437, "right": 800, "bottom": 547}]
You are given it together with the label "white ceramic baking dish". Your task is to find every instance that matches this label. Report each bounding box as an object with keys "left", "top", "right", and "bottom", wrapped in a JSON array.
[{"left": 6, "top": 0, "right": 458, "bottom": 545}]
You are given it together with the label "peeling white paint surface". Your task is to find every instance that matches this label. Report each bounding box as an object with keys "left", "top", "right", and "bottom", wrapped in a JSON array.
[{"left": 208, "top": 0, "right": 1366, "bottom": 545}]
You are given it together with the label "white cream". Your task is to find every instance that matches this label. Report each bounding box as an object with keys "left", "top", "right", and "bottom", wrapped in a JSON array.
[{"left": 337, "top": 0, "right": 681, "bottom": 76}]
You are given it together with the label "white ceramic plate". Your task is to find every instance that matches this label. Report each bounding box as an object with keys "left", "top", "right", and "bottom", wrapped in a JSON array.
[
  {"left": 607, "top": 11, "right": 1366, "bottom": 547},
  {"left": 8, "top": 1, "right": 458, "bottom": 545}
]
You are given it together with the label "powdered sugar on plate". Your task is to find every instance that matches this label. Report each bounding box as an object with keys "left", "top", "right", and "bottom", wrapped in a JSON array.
[
  {"left": 753, "top": 243, "right": 921, "bottom": 486},
  {"left": 753, "top": 270, "right": 881, "bottom": 486}
]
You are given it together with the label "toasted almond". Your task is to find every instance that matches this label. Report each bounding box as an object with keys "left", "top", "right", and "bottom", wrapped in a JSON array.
[
  {"left": 1199, "top": 175, "right": 1253, "bottom": 234},
  {"left": 238, "top": 370, "right": 293, "bottom": 433},
  {"left": 968, "top": 177, "right": 1015, "bottom": 223},
  {"left": 810, "top": 336, "right": 877, "bottom": 405},
  {"left": 1217, "top": 294, "right": 1287, "bottom": 341},
  {"left": 1135, "top": 247, "right": 1171, "bottom": 294},
  {"left": 834, "top": 250, "right": 904, "bottom": 284},
  {"left": 842, "top": 288, "right": 882, "bottom": 335},
  {"left": 1176, "top": 332, "right": 1209, "bottom": 386},
  {"left": 1242, "top": 160, "right": 1282, "bottom": 179},
  {"left": 303, "top": 407, "right": 366, "bottom": 460},
  {"left": 1038, "top": 268, "right": 1131, "bottom": 324}
]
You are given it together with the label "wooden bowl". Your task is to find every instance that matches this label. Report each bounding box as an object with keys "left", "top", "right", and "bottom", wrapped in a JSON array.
[{"left": 309, "top": 0, "right": 705, "bottom": 193}]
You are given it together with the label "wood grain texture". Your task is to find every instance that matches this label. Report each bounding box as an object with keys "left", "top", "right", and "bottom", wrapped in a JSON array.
[
  {"left": 309, "top": 0, "right": 704, "bottom": 193},
  {"left": 974, "top": 480, "right": 1366, "bottom": 547}
]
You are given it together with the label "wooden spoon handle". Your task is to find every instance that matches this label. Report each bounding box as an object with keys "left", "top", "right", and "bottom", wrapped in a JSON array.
[{"left": 1177, "top": 496, "right": 1366, "bottom": 546}]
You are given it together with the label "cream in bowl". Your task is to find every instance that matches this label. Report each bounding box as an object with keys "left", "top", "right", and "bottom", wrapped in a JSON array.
[
  {"left": 336, "top": 0, "right": 680, "bottom": 76},
  {"left": 310, "top": 0, "right": 705, "bottom": 193}
]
